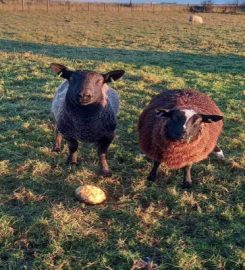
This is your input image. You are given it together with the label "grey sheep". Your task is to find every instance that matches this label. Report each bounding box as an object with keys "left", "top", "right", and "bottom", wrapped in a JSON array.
[{"left": 50, "top": 63, "right": 125, "bottom": 176}]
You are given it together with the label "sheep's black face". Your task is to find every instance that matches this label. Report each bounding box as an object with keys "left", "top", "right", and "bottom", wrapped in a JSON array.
[
  {"left": 164, "top": 109, "right": 200, "bottom": 142},
  {"left": 50, "top": 63, "right": 125, "bottom": 107},
  {"left": 67, "top": 71, "right": 104, "bottom": 106},
  {"left": 156, "top": 109, "right": 223, "bottom": 143}
]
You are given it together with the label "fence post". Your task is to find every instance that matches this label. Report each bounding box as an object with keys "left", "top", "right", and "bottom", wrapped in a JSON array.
[
  {"left": 151, "top": 2, "right": 154, "bottom": 13},
  {"left": 46, "top": 0, "right": 49, "bottom": 12},
  {"left": 22, "top": 0, "right": 24, "bottom": 11},
  {"left": 87, "top": 2, "right": 89, "bottom": 11},
  {"left": 104, "top": 3, "right": 105, "bottom": 11}
]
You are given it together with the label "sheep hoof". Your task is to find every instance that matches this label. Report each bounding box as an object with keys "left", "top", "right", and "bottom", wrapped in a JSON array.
[
  {"left": 147, "top": 174, "right": 156, "bottom": 182},
  {"left": 182, "top": 182, "right": 192, "bottom": 189},
  {"left": 100, "top": 170, "right": 112, "bottom": 177},
  {"left": 67, "top": 161, "right": 78, "bottom": 166},
  {"left": 52, "top": 146, "right": 61, "bottom": 152},
  {"left": 66, "top": 156, "right": 78, "bottom": 166}
]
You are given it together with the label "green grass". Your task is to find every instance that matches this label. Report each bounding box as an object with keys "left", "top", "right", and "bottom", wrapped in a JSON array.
[{"left": 0, "top": 8, "right": 245, "bottom": 270}]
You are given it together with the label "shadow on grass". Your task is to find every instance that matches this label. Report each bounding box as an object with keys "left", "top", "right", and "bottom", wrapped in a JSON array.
[
  {"left": 1, "top": 38, "right": 244, "bottom": 269},
  {"left": 1, "top": 39, "right": 244, "bottom": 74}
]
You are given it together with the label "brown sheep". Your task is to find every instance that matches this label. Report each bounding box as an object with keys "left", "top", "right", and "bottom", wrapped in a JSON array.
[{"left": 138, "top": 89, "right": 223, "bottom": 188}]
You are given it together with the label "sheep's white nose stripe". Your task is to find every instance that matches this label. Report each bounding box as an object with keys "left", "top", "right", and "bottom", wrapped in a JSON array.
[{"left": 182, "top": 109, "right": 196, "bottom": 128}]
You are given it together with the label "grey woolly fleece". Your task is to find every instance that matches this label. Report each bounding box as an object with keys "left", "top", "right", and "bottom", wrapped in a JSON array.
[{"left": 51, "top": 81, "right": 120, "bottom": 142}]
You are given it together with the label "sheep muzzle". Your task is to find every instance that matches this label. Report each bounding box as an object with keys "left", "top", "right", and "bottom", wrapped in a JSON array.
[{"left": 79, "top": 92, "right": 94, "bottom": 105}]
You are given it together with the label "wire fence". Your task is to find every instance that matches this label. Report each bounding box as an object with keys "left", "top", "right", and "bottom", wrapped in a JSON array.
[{"left": 0, "top": 0, "right": 186, "bottom": 13}]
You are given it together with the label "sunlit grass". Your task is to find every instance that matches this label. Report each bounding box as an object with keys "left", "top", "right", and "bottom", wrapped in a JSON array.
[{"left": 0, "top": 8, "right": 244, "bottom": 270}]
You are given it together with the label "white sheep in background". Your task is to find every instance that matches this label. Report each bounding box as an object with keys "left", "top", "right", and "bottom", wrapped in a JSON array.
[{"left": 189, "top": 15, "right": 204, "bottom": 24}]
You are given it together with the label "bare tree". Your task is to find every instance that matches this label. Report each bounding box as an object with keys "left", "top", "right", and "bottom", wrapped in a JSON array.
[
  {"left": 232, "top": 0, "right": 239, "bottom": 6},
  {"left": 202, "top": 0, "right": 214, "bottom": 12},
  {"left": 201, "top": 0, "right": 214, "bottom": 5}
]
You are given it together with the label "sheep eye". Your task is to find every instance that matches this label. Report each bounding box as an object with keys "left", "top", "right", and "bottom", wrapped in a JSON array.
[
  {"left": 192, "top": 115, "right": 200, "bottom": 123},
  {"left": 96, "top": 79, "right": 103, "bottom": 84}
]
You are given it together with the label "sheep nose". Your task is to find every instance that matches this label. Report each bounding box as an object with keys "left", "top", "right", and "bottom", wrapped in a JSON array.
[
  {"left": 80, "top": 93, "right": 92, "bottom": 99},
  {"left": 172, "top": 131, "right": 186, "bottom": 140},
  {"left": 84, "top": 95, "right": 90, "bottom": 100}
]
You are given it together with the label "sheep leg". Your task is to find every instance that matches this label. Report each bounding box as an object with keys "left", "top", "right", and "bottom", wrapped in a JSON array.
[
  {"left": 147, "top": 161, "right": 160, "bottom": 181},
  {"left": 182, "top": 165, "right": 192, "bottom": 189},
  {"left": 97, "top": 137, "right": 113, "bottom": 177},
  {"left": 52, "top": 128, "right": 63, "bottom": 152},
  {"left": 66, "top": 137, "right": 78, "bottom": 165}
]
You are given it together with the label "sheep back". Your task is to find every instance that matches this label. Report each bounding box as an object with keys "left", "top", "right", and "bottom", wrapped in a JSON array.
[
  {"left": 138, "top": 89, "right": 223, "bottom": 169},
  {"left": 189, "top": 15, "right": 204, "bottom": 24}
]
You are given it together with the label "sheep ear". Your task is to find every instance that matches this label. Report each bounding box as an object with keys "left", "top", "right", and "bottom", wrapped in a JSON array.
[
  {"left": 155, "top": 108, "right": 171, "bottom": 118},
  {"left": 200, "top": 114, "right": 223, "bottom": 123},
  {"left": 50, "top": 63, "right": 73, "bottom": 80},
  {"left": 103, "top": 70, "right": 125, "bottom": 83}
]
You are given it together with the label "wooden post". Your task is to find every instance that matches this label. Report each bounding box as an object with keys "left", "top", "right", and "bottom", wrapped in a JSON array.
[
  {"left": 87, "top": 2, "right": 89, "bottom": 12},
  {"left": 46, "top": 0, "right": 49, "bottom": 12},
  {"left": 22, "top": 0, "right": 24, "bottom": 11},
  {"left": 104, "top": 3, "right": 105, "bottom": 11},
  {"left": 151, "top": 2, "right": 154, "bottom": 13}
]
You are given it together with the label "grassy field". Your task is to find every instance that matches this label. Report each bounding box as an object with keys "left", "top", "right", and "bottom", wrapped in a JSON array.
[{"left": 0, "top": 7, "right": 245, "bottom": 270}]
